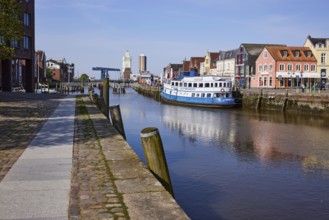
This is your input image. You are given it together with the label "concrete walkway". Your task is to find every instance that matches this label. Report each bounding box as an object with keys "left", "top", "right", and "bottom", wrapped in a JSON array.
[{"left": 0, "top": 95, "right": 76, "bottom": 219}]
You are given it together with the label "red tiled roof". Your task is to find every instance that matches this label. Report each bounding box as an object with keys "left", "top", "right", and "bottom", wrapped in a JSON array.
[{"left": 266, "top": 46, "right": 317, "bottom": 62}]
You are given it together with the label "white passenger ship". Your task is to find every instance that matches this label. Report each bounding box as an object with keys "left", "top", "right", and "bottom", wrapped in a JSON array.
[{"left": 161, "top": 73, "right": 240, "bottom": 108}]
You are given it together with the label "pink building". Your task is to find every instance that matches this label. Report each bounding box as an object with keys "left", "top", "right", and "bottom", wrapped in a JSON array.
[{"left": 251, "top": 46, "right": 318, "bottom": 89}]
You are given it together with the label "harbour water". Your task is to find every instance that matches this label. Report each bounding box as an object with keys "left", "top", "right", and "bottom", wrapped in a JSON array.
[{"left": 106, "top": 87, "right": 329, "bottom": 220}]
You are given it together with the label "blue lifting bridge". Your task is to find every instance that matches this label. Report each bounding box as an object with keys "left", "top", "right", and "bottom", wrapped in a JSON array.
[{"left": 92, "top": 67, "right": 121, "bottom": 79}]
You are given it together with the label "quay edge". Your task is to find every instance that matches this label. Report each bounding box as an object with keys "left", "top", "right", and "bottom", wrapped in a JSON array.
[
  {"left": 132, "top": 84, "right": 329, "bottom": 116},
  {"left": 241, "top": 89, "right": 329, "bottom": 115},
  {"left": 85, "top": 95, "right": 191, "bottom": 219}
]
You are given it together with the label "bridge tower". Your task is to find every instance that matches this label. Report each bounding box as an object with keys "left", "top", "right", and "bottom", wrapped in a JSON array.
[{"left": 92, "top": 67, "right": 121, "bottom": 79}]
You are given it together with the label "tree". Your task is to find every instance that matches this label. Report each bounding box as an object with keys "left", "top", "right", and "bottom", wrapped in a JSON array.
[
  {"left": 80, "top": 73, "right": 90, "bottom": 82},
  {"left": 46, "top": 68, "right": 53, "bottom": 83},
  {"left": 0, "top": 0, "right": 23, "bottom": 60}
]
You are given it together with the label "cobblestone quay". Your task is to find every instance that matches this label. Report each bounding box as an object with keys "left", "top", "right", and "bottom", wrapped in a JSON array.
[{"left": 0, "top": 92, "right": 189, "bottom": 220}]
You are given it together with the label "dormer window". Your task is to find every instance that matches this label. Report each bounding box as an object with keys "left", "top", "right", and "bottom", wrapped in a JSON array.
[
  {"left": 317, "top": 43, "right": 323, "bottom": 48},
  {"left": 305, "top": 51, "right": 312, "bottom": 57},
  {"left": 294, "top": 50, "right": 300, "bottom": 57},
  {"left": 281, "top": 50, "right": 288, "bottom": 57}
]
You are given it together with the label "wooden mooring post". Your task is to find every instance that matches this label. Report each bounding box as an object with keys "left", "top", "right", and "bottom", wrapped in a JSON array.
[
  {"left": 103, "top": 78, "right": 109, "bottom": 119},
  {"left": 140, "top": 127, "right": 174, "bottom": 197},
  {"left": 109, "top": 104, "right": 126, "bottom": 140}
]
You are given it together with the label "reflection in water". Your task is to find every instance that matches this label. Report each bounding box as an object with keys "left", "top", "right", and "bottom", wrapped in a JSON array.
[
  {"left": 161, "top": 105, "right": 329, "bottom": 176},
  {"left": 109, "top": 88, "right": 329, "bottom": 220}
]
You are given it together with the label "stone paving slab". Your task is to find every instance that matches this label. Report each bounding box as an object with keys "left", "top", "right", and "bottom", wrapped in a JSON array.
[
  {"left": 0, "top": 95, "right": 76, "bottom": 220},
  {"left": 0, "top": 189, "right": 69, "bottom": 219},
  {"left": 123, "top": 192, "right": 189, "bottom": 220}
]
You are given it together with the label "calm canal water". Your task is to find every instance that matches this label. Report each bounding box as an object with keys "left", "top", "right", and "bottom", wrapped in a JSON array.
[{"left": 106, "top": 88, "right": 329, "bottom": 220}]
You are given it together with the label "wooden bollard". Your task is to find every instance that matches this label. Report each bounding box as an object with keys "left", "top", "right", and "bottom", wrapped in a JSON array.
[
  {"left": 109, "top": 104, "right": 126, "bottom": 140},
  {"left": 103, "top": 78, "right": 109, "bottom": 119},
  {"left": 140, "top": 127, "right": 174, "bottom": 197}
]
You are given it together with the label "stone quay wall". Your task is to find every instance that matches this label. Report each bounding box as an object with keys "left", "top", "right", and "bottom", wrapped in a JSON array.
[{"left": 241, "top": 89, "right": 329, "bottom": 115}]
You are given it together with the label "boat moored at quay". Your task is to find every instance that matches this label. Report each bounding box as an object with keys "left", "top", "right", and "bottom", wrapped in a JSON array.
[{"left": 160, "top": 72, "right": 241, "bottom": 108}]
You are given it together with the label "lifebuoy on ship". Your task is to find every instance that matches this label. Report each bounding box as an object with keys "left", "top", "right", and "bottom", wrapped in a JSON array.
[{"left": 221, "top": 88, "right": 225, "bottom": 93}]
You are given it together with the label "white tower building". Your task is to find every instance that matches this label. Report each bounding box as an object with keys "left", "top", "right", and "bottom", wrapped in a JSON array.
[{"left": 122, "top": 50, "right": 132, "bottom": 80}]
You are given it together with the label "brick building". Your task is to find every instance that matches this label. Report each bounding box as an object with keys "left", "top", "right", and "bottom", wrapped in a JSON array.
[
  {"left": 0, "top": 0, "right": 35, "bottom": 92},
  {"left": 46, "top": 59, "right": 74, "bottom": 82},
  {"left": 251, "top": 46, "right": 317, "bottom": 89}
]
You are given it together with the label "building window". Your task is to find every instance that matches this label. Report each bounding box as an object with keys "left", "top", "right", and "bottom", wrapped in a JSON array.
[
  {"left": 23, "top": 36, "right": 31, "bottom": 49},
  {"left": 269, "top": 64, "right": 273, "bottom": 71},
  {"left": 305, "top": 51, "right": 312, "bottom": 57},
  {"left": 258, "top": 65, "right": 263, "bottom": 72},
  {"left": 321, "top": 53, "right": 326, "bottom": 64},
  {"left": 264, "top": 65, "right": 268, "bottom": 72},
  {"left": 11, "top": 38, "right": 19, "bottom": 48},
  {"left": 296, "top": 64, "right": 301, "bottom": 72},
  {"left": 269, "top": 77, "right": 272, "bottom": 86},
  {"left": 23, "top": 13, "right": 31, "bottom": 27},
  {"left": 304, "top": 64, "right": 309, "bottom": 71},
  {"left": 288, "top": 64, "right": 293, "bottom": 71},
  {"left": 264, "top": 51, "right": 268, "bottom": 58},
  {"left": 311, "top": 64, "right": 316, "bottom": 72},
  {"left": 279, "top": 64, "right": 285, "bottom": 71},
  {"left": 264, "top": 77, "right": 267, "bottom": 86},
  {"left": 281, "top": 50, "right": 288, "bottom": 57},
  {"left": 0, "top": 36, "right": 4, "bottom": 43}
]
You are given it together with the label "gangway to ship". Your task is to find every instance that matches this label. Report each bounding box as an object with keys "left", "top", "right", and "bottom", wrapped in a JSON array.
[{"left": 92, "top": 67, "right": 121, "bottom": 79}]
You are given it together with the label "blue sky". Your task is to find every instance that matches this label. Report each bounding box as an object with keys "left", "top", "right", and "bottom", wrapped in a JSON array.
[{"left": 36, "top": 0, "right": 329, "bottom": 79}]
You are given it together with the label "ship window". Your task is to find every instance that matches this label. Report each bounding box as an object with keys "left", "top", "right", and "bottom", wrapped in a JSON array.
[
  {"left": 199, "top": 83, "right": 203, "bottom": 87},
  {"left": 188, "top": 83, "right": 192, "bottom": 87},
  {"left": 215, "top": 83, "right": 218, "bottom": 87},
  {"left": 219, "top": 82, "right": 222, "bottom": 87},
  {"left": 211, "top": 83, "right": 213, "bottom": 87},
  {"left": 201, "top": 93, "right": 205, "bottom": 97},
  {"left": 175, "top": 82, "right": 178, "bottom": 86},
  {"left": 192, "top": 93, "right": 195, "bottom": 97},
  {"left": 193, "top": 83, "right": 197, "bottom": 87},
  {"left": 184, "top": 83, "right": 187, "bottom": 87},
  {"left": 207, "top": 93, "right": 211, "bottom": 97},
  {"left": 171, "top": 82, "right": 174, "bottom": 86},
  {"left": 196, "top": 93, "right": 200, "bottom": 97},
  {"left": 223, "top": 83, "right": 226, "bottom": 87},
  {"left": 205, "top": 83, "right": 210, "bottom": 87}
]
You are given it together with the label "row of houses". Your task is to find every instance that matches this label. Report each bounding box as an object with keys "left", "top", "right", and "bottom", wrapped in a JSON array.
[
  {"left": 36, "top": 51, "right": 75, "bottom": 84},
  {"left": 163, "top": 35, "right": 329, "bottom": 89}
]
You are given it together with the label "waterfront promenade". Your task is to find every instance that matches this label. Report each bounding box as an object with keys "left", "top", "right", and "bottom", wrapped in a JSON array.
[{"left": 0, "top": 92, "right": 189, "bottom": 220}]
